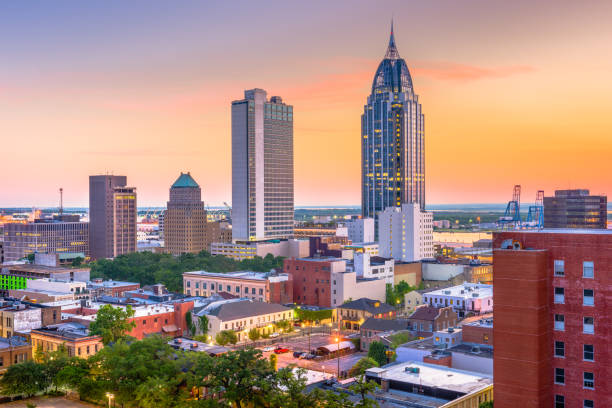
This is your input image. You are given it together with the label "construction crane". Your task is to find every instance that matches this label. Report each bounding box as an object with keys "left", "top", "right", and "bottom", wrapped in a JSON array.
[
  {"left": 223, "top": 201, "right": 232, "bottom": 218},
  {"left": 525, "top": 190, "right": 544, "bottom": 229},
  {"left": 498, "top": 185, "right": 522, "bottom": 229}
]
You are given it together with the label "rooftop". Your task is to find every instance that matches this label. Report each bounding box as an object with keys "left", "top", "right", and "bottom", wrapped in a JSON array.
[
  {"left": 423, "top": 283, "right": 493, "bottom": 299},
  {"left": 496, "top": 228, "right": 612, "bottom": 235},
  {"left": 339, "top": 298, "right": 395, "bottom": 314},
  {"left": 408, "top": 305, "right": 445, "bottom": 321},
  {"left": 366, "top": 361, "right": 492, "bottom": 395},
  {"left": 171, "top": 172, "right": 200, "bottom": 188},
  {"left": 88, "top": 279, "right": 139, "bottom": 288},
  {"left": 183, "top": 270, "right": 278, "bottom": 281},
  {"left": 205, "top": 299, "right": 291, "bottom": 321},
  {"left": 33, "top": 322, "right": 98, "bottom": 340},
  {"left": 361, "top": 318, "right": 410, "bottom": 332},
  {"left": 0, "top": 336, "right": 30, "bottom": 349},
  {"left": 168, "top": 337, "right": 228, "bottom": 355}
]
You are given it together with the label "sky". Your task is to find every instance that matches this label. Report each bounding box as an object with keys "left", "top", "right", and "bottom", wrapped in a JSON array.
[{"left": 1, "top": 0, "right": 611, "bottom": 207}]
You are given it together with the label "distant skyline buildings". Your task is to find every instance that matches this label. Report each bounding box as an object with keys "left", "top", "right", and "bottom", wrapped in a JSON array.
[
  {"left": 362, "top": 23, "right": 425, "bottom": 220},
  {"left": 88, "top": 175, "right": 137, "bottom": 259},
  {"left": 231, "top": 89, "right": 294, "bottom": 241}
]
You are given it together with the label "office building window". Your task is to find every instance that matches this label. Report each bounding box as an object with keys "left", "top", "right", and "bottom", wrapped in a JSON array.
[
  {"left": 583, "top": 400, "right": 593, "bottom": 408},
  {"left": 555, "top": 395, "right": 564, "bottom": 408},
  {"left": 554, "top": 314, "right": 565, "bottom": 331},
  {"left": 186, "top": 281, "right": 191, "bottom": 287},
  {"left": 554, "top": 260, "right": 565, "bottom": 276},
  {"left": 583, "top": 261, "right": 594, "bottom": 278},
  {"left": 226, "top": 285, "right": 231, "bottom": 292},
  {"left": 583, "top": 317, "right": 594, "bottom": 334},
  {"left": 555, "top": 368, "right": 565, "bottom": 385},
  {"left": 554, "top": 287, "right": 565, "bottom": 304},
  {"left": 554, "top": 341, "right": 564, "bottom": 358},
  {"left": 583, "top": 372, "right": 594, "bottom": 389},
  {"left": 583, "top": 289, "right": 594, "bottom": 306},
  {"left": 236, "top": 286, "right": 240, "bottom": 293},
  {"left": 583, "top": 344, "right": 594, "bottom": 361},
  {"left": 195, "top": 282, "right": 199, "bottom": 289}
]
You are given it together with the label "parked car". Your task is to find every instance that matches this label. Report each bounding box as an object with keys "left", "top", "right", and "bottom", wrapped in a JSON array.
[
  {"left": 262, "top": 346, "right": 275, "bottom": 352},
  {"left": 274, "top": 347, "right": 290, "bottom": 354},
  {"left": 298, "top": 353, "right": 311, "bottom": 359},
  {"left": 293, "top": 351, "right": 304, "bottom": 358},
  {"left": 303, "top": 353, "right": 316, "bottom": 360},
  {"left": 269, "top": 332, "right": 280, "bottom": 338}
]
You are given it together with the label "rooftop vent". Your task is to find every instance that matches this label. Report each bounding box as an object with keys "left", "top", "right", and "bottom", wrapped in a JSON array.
[
  {"left": 472, "top": 293, "right": 479, "bottom": 298},
  {"left": 471, "top": 346, "right": 481, "bottom": 354},
  {"left": 405, "top": 367, "right": 420, "bottom": 374},
  {"left": 444, "top": 290, "right": 451, "bottom": 295}
]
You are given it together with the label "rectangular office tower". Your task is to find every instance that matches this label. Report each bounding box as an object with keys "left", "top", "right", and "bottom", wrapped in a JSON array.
[
  {"left": 231, "top": 89, "right": 294, "bottom": 241},
  {"left": 544, "top": 189, "right": 607, "bottom": 229},
  {"left": 492, "top": 230, "right": 611, "bottom": 408},
  {"left": 89, "top": 175, "right": 137, "bottom": 259},
  {"left": 378, "top": 203, "right": 433, "bottom": 262}
]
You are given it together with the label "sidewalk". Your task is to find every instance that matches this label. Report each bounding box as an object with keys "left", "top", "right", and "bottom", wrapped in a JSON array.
[{"left": 2, "top": 396, "right": 99, "bottom": 408}]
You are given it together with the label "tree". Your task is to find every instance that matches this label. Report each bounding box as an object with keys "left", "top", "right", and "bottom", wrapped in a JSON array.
[
  {"left": 479, "top": 402, "right": 493, "bottom": 408},
  {"left": 248, "top": 328, "right": 260, "bottom": 343},
  {"left": 39, "top": 345, "right": 70, "bottom": 392},
  {"left": 89, "top": 304, "right": 136, "bottom": 344},
  {"left": 185, "top": 310, "right": 196, "bottom": 336},
  {"left": 215, "top": 330, "right": 238, "bottom": 346},
  {"left": 270, "top": 368, "right": 318, "bottom": 408},
  {"left": 201, "top": 348, "right": 275, "bottom": 408},
  {"left": 71, "top": 256, "right": 84, "bottom": 266},
  {"left": 269, "top": 353, "right": 278, "bottom": 371},
  {"left": 0, "top": 361, "right": 49, "bottom": 397},
  {"left": 134, "top": 376, "right": 181, "bottom": 408},
  {"left": 348, "top": 374, "right": 379, "bottom": 408},
  {"left": 198, "top": 314, "right": 209, "bottom": 336},
  {"left": 349, "top": 357, "right": 379, "bottom": 377},
  {"left": 367, "top": 341, "right": 388, "bottom": 367}
]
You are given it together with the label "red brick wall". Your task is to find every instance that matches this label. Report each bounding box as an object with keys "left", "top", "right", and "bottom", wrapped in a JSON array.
[
  {"left": 284, "top": 259, "right": 332, "bottom": 307},
  {"left": 462, "top": 324, "right": 493, "bottom": 346},
  {"left": 110, "top": 284, "right": 140, "bottom": 297},
  {"left": 423, "top": 354, "right": 452, "bottom": 367},
  {"left": 269, "top": 276, "right": 293, "bottom": 304},
  {"left": 494, "top": 231, "right": 612, "bottom": 408}
]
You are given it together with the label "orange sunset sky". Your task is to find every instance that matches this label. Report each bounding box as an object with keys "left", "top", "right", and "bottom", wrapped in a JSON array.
[{"left": 1, "top": 0, "right": 611, "bottom": 207}]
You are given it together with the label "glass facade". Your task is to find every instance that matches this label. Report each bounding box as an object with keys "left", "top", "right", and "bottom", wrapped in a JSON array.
[{"left": 362, "top": 24, "right": 425, "bottom": 220}]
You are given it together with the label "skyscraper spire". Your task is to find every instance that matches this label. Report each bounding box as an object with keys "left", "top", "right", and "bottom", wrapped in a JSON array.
[{"left": 385, "top": 18, "right": 400, "bottom": 59}]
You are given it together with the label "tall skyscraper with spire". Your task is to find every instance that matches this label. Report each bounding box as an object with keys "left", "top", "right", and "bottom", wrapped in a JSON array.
[{"left": 362, "top": 22, "right": 425, "bottom": 220}]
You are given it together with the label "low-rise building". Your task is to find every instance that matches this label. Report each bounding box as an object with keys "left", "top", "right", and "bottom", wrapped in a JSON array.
[
  {"left": 334, "top": 298, "right": 396, "bottom": 331},
  {"left": 195, "top": 299, "right": 293, "bottom": 343},
  {"left": 353, "top": 253, "right": 394, "bottom": 285},
  {"left": 393, "top": 261, "right": 422, "bottom": 287},
  {"left": 0, "top": 336, "right": 31, "bottom": 373},
  {"left": 210, "top": 239, "right": 309, "bottom": 261},
  {"left": 182, "top": 270, "right": 292, "bottom": 303},
  {"left": 422, "top": 283, "right": 493, "bottom": 318},
  {"left": 365, "top": 361, "right": 492, "bottom": 408},
  {"left": 88, "top": 279, "right": 140, "bottom": 298},
  {"left": 286, "top": 258, "right": 386, "bottom": 308},
  {"left": 0, "top": 301, "right": 43, "bottom": 338},
  {"left": 0, "top": 261, "right": 90, "bottom": 295},
  {"left": 407, "top": 305, "right": 457, "bottom": 337},
  {"left": 359, "top": 318, "right": 410, "bottom": 351},
  {"left": 30, "top": 322, "right": 103, "bottom": 358},
  {"left": 461, "top": 317, "right": 493, "bottom": 346}
]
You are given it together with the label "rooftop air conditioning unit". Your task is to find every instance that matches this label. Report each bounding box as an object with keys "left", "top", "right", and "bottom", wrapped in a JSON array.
[
  {"left": 472, "top": 293, "right": 479, "bottom": 298},
  {"left": 471, "top": 346, "right": 481, "bottom": 354},
  {"left": 444, "top": 291, "right": 451, "bottom": 295}
]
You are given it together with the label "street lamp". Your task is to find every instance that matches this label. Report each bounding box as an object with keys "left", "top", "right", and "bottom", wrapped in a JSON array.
[
  {"left": 106, "top": 392, "right": 114, "bottom": 408},
  {"left": 335, "top": 337, "right": 340, "bottom": 379}
]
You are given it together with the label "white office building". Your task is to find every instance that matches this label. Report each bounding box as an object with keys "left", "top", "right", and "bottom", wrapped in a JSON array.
[
  {"left": 378, "top": 203, "right": 434, "bottom": 262},
  {"left": 422, "top": 283, "right": 493, "bottom": 318},
  {"left": 231, "top": 89, "right": 294, "bottom": 241},
  {"left": 353, "top": 252, "right": 395, "bottom": 285},
  {"left": 345, "top": 217, "right": 375, "bottom": 244}
]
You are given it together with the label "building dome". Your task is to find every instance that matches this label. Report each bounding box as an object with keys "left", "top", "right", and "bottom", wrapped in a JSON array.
[{"left": 371, "top": 22, "right": 413, "bottom": 94}]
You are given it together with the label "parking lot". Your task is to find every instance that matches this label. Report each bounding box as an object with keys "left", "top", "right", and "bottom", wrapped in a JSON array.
[{"left": 259, "top": 332, "right": 367, "bottom": 377}]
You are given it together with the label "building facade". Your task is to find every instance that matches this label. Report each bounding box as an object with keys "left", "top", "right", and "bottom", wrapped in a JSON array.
[
  {"left": 493, "top": 230, "right": 611, "bottom": 408},
  {"left": 379, "top": 203, "right": 434, "bottom": 262},
  {"left": 345, "top": 217, "right": 375, "bottom": 244},
  {"left": 89, "top": 175, "right": 137, "bottom": 259},
  {"left": 2, "top": 220, "right": 89, "bottom": 262},
  {"left": 362, "top": 23, "right": 425, "bottom": 221},
  {"left": 183, "top": 270, "right": 293, "bottom": 304},
  {"left": 422, "top": 283, "right": 493, "bottom": 318},
  {"left": 30, "top": 323, "right": 103, "bottom": 359},
  {"left": 407, "top": 305, "right": 458, "bottom": 337},
  {"left": 543, "top": 189, "right": 607, "bottom": 229},
  {"left": 164, "top": 172, "right": 208, "bottom": 255},
  {"left": 232, "top": 89, "right": 294, "bottom": 241},
  {"left": 0, "top": 337, "right": 31, "bottom": 374},
  {"left": 335, "top": 298, "right": 396, "bottom": 331},
  {"left": 210, "top": 239, "right": 308, "bottom": 261}
]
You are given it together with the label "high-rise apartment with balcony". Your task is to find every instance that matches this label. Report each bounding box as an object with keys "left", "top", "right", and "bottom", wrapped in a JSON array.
[
  {"left": 231, "top": 89, "right": 294, "bottom": 241},
  {"left": 493, "top": 230, "right": 611, "bottom": 408},
  {"left": 89, "top": 175, "right": 137, "bottom": 259},
  {"left": 362, "top": 23, "right": 425, "bottom": 220}
]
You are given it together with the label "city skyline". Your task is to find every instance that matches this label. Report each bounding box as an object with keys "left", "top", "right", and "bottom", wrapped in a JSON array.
[{"left": 2, "top": 1, "right": 612, "bottom": 207}]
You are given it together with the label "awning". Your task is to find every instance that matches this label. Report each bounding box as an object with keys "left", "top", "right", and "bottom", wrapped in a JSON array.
[
  {"left": 317, "top": 341, "right": 355, "bottom": 354},
  {"left": 162, "top": 325, "right": 179, "bottom": 333}
]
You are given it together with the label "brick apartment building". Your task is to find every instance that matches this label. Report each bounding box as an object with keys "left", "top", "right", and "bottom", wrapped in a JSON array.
[
  {"left": 493, "top": 230, "right": 611, "bottom": 408},
  {"left": 407, "top": 305, "right": 457, "bottom": 338}
]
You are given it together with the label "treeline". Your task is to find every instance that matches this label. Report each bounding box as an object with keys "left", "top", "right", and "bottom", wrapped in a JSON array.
[
  {"left": 0, "top": 337, "right": 379, "bottom": 408},
  {"left": 90, "top": 251, "right": 284, "bottom": 293}
]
